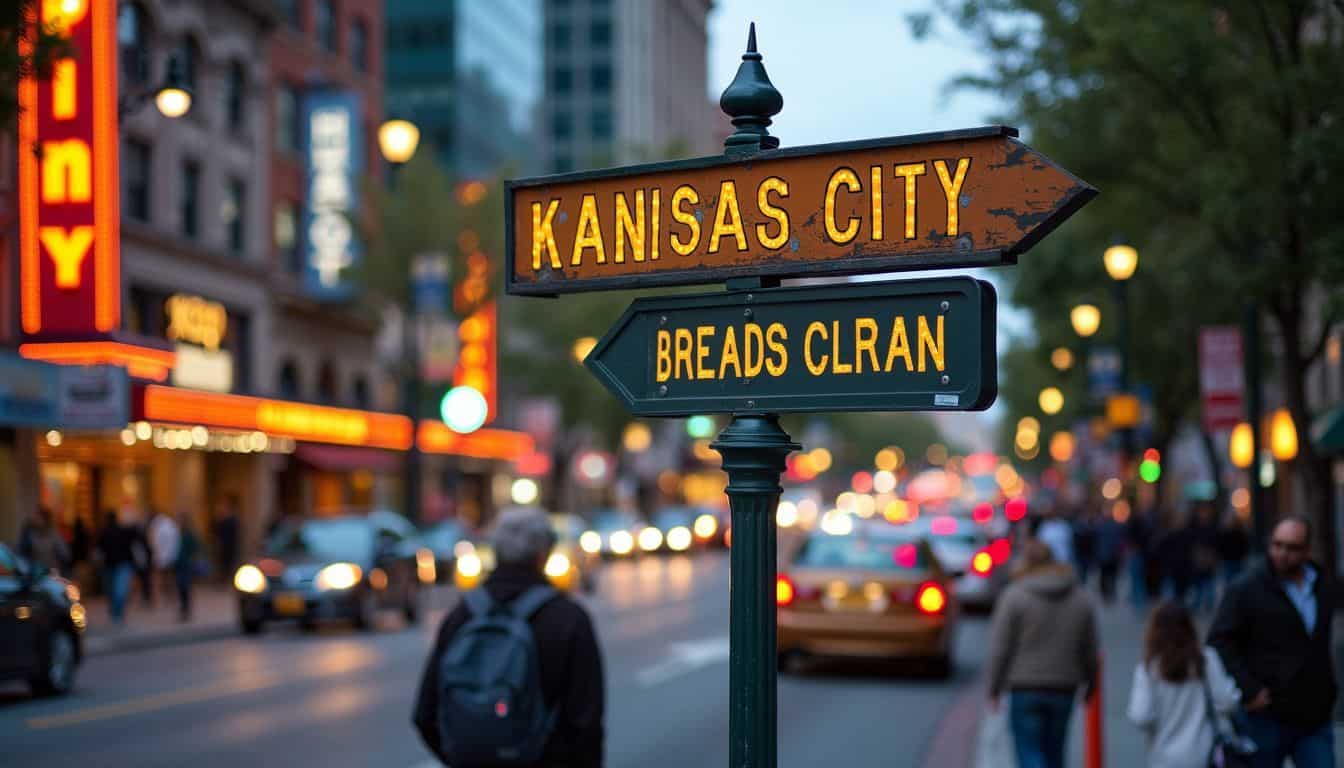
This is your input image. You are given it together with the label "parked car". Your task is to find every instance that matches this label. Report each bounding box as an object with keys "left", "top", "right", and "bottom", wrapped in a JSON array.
[
  {"left": 419, "top": 518, "right": 473, "bottom": 584},
  {"left": 647, "top": 507, "right": 698, "bottom": 553},
  {"left": 900, "top": 513, "right": 1012, "bottom": 611},
  {"left": 454, "top": 510, "right": 598, "bottom": 593},
  {"left": 234, "top": 512, "right": 431, "bottom": 634},
  {"left": 0, "top": 542, "right": 84, "bottom": 696}
]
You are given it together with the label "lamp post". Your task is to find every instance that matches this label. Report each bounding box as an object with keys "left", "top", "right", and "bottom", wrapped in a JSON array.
[
  {"left": 1103, "top": 242, "right": 1138, "bottom": 463},
  {"left": 378, "top": 118, "right": 422, "bottom": 519},
  {"left": 118, "top": 53, "right": 193, "bottom": 120}
]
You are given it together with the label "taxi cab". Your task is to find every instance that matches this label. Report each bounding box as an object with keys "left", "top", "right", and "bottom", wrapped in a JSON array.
[
  {"left": 455, "top": 510, "right": 598, "bottom": 593},
  {"left": 776, "top": 520, "right": 957, "bottom": 676}
]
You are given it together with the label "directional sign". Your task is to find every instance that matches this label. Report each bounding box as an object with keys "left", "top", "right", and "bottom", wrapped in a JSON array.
[
  {"left": 506, "top": 126, "right": 1094, "bottom": 295},
  {"left": 584, "top": 277, "right": 996, "bottom": 416}
]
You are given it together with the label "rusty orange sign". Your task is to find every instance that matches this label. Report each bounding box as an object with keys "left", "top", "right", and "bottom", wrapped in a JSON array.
[{"left": 506, "top": 126, "right": 1095, "bottom": 295}]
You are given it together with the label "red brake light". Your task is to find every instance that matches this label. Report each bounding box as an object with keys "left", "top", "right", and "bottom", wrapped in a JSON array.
[
  {"left": 971, "top": 550, "right": 994, "bottom": 576},
  {"left": 916, "top": 583, "right": 947, "bottom": 614},
  {"left": 776, "top": 575, "right": 795, "bottom": 606},
  {"left": 893, "top": 543, "right": 919, "bottom": 569},
  {"left": 1005, "top": 498, "right": 1028, "bottom": 522},
  {"left": 989, "top": 537, "right": 1011, "bottom": 565}
]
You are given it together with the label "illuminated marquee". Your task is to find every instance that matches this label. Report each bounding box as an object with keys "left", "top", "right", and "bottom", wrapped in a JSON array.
[
  {"left": 19, "top": 0, "right": 121, "bottom": 335},
  {"left": 303, "top": 91, "right": 363, "bottom": 298}
]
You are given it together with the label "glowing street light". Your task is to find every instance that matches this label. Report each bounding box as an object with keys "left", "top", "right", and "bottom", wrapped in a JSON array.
[
  {"left": 1229, "top": 422, "right": 1255, "bottom": 469},
  {"left": 152, "top": 56, "right": 193, "bottom": 118},
  {"left": 1071, "top": 304, "right": 1101, "bottom": 338},
  {"left": 1050, "top": 347, "right": 1074, "bottom": 371},
  {"left": 1103, "top": 244, "right": 1139, "bottom": 282},
  {"left": 377, "top": 118, "right": 421, "bottom": 165},
  {"left": 439, "top": 385, "right": 488, "bottom": 434},
  {"left": 1038, "top": 387, "right": 1065, "bottom": 415},
  {"left": 1269, "top": 408, "right": 1298, "bottom": 461}
]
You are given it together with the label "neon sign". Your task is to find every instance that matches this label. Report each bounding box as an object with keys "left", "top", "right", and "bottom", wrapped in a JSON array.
[{"left": 303, "top": 91, "right": 362, "bottom": 298}]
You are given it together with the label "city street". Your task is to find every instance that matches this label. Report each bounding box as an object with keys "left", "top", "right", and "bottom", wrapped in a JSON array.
[{"left": 2, "top": 552, "right": 990, "bottom": 768}]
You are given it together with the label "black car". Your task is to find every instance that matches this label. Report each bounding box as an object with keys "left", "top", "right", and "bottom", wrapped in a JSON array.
[
  {"left": 234, "top": 512, "right": 426, "bottom": 634},
  {"left": 0, "top": 543, "right": 83, "bottom": 696}
]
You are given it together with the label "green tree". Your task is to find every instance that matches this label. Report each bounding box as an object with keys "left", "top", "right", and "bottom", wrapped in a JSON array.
[{"left": 0, "top": 1, "right": 71, "bottom": 131}]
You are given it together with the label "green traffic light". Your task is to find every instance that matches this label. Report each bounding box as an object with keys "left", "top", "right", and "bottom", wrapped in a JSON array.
[
  {"left": 686, "top": 415, "right": 715, "bottom": 439},
  {"left": 1139, "top": 459, "right": 1161, "bottom": 484}
]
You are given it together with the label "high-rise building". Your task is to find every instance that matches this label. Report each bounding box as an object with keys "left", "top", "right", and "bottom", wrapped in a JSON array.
[
  {"left": 542, "top": 0, "right": 717, "bottom": 173},
  {"left": 385, "top": 0, "right": 543, "bottom": 179}
]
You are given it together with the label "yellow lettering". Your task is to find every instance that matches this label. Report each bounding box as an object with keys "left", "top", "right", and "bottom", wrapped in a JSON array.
[
  {"left": 650, "top": 188, "right": 661, "bottom": 260},
  {"left": 570, "top": 193, "right": 606, "bottom": 266},
  {"left": 933, "top": 158, "right": 970, "bottom": 237},
  {"left": 855, "top": 317, "right": 880, "bottom": 373},
  {"left": 41, "top": 139, "right": 91, "bottom": 203},
  {"left": 708, "top": 181, "right": 747, "bottom": 254},
  {"left": 918, "top": 315, "right": 945, "bottom": 372},
  {"left": 765, "top": 323, "right": 788, "bottom": 376},
  {"left": 670, "top": 185, "right": 700, "bottom": 256},
  {"left": 718, "top": 326, "right": 742, "bottom": 379},
  {"left": 804, "top": 322, "right": 828, "bottom": 375},
  {"left": 824, "top": 168, "right": 861, "bottom": 244},
  {"left": 39, "top": 226, "right": 94, "bottom": 288},
  {"left": 831, "top": 320, "right": 853, "bottom": 374},
  {"left": 656, "top": 329, "right": 672, "bottom": 382},
  {"left": 755, "top": 176, "right": 789, "bottom": 250},
  {"left": 615, "top": 190, "right": 645, "bottom": 264},
  {"left": 53, "top": 60, "right": 76, "bottom": 119},
  {"left": 870, "top": 166, "right": 883, "bottom": 241},
  {"left": 531, "top": 199, "right": 561, "bottom": 270},
  {"left": 695, "top": 326, "right": 716, "bottom": 380},
  {"left": 744, "top": 323, "right": 765, "bottom": 378},
  {"left": 884, "top": 317, "right": 914, "bottom": 372},
  {"left": 894, "top": 163, "right": 926, "bottom": 240},
  {"left": 674, "top": 328, "right": 694, "bottom": 380}
]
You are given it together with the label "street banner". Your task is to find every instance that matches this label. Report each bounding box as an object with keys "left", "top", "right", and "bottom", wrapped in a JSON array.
[{"left": 1198, "top": 326, "right": 1244, "bottom": 432}]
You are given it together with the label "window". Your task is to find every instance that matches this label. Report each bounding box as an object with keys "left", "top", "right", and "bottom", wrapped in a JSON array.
[
  {"left": 589, "top": 20, "right": 611, "bottom": 46},
  {"left": 317, "top": 0, "right": 337, "bottom": 52},
  {"left": 351, "top": 18, "right": 369, "bottom": 72},
  {"left": 591, "top": 110, "right": 612, "bottom": 140},
  {"left": 549, "top": 23, "right": 570, "bottom": 51},
  {"left": 275, "top": 202, "right": 299, "bottom": 272},
  {"left": 180, "top": 159, "right": 200, "bottom": 239},
  {"left": 278, "top": 360, "right": 300, "bottom": 399},
  {"left": 276, "top": 85, "right": 301, "bottom": 154},
  {"left": 224, "top": 178, "right": 245, "bottom": 255},
  {"left": 551, "top": 112, "right": 572, "bottom": 140},
  {"left": 590, "top": 64, "right": 611, "bottom": 93},
  {"left": 117, "top": 3, "right": 151, "bottom": 87},
  {"left": 226, "top": 62, "right": 246, "bottom": 133},
  {"left": 552, "top": 67, "right": 572, "bottom": 94},
  {"left": 317, "top": 360, "right": 337, "bottom": 402},
  {"left": 176, "top": 38, "right": 201, "bottom": 94},
  {"left": 123, "top": 140, "right": 151, "bottom": 222},
  {"left": 351, "top": 375, "right": 369, "bottom": 408}
]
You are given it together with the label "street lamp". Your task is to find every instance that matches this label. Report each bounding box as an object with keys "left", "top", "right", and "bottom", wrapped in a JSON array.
[
  {"left": 1071, "top": 304, "right": 1101, "bottom": 338},
  {"left": 1050, "top": 347, "right": 1074, "bottom": 371},
  {"left": 377, "top": 118, "right": 421, "bottom": 165},
  {"left": 1104, "top": 241, "right": 1138, "bottom": 461},
  {"left": 1103, "top": 244, "right": 1139, "bottom": 282},
  {"left": 119, "top": 54, "right": 193, "bottom": 120},
  {"left": 1039, "top": 386, "right": 1065, "bottom": 415}
]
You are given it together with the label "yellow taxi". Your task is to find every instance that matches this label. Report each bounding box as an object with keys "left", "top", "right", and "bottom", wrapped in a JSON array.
[{"left": 455, "top": 512, "right": 598, "bottom": 593}]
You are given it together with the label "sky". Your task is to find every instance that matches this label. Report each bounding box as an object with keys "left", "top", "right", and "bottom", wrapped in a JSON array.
[{"left": 706, "top": 2, "right": 1021, "bottom": 449}]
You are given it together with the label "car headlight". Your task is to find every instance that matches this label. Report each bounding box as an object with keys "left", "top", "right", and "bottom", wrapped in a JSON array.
[
  {"left": 233, "top": 564, "right": 267, "bottom": 594},
  {"left": 457, "top": 551, "right": 482, "bottom": 578},
  {"left": 579, "top": 531, "right": 602, "bottom": 554},
  {"left": 667, "top": 526, "right": 693, "bottom": 551},
  {"left": 609, "top": 530, "right": 634, "bottom": 555},
  {"left": 315, "top": 563, "right": 363, "bottom": 591},
  {"left": 638, "top": 527, "right": 663, "bottom": 551},
  {"left": 544, "top": 552, "right": 572, "bottom": 579},
  {"left": 693, "top": 514, "right": 717, "bottom": 539}
]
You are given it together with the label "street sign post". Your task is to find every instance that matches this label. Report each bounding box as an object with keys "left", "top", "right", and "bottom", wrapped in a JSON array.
[
  {"left": 586, "top": 277, "right": 996, "bottom": 416},
  {"left": 505, "top": 24, "right": 1094, "bottom": 768}
]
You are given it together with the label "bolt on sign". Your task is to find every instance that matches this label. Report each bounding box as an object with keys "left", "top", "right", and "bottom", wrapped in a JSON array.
[
  {"left": 506, "top": 126, "right": 1095, "bottom": 295},
  {"left": 18, "top": 0, "right": 121, "bottom": 336},
  {"left": 585, "top": 278, "right": 996, "bottom": 416}
]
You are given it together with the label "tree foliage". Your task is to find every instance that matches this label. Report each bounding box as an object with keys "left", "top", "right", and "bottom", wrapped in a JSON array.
[{"left": 1, "top": 0, "right": 74, "bottom": 131}]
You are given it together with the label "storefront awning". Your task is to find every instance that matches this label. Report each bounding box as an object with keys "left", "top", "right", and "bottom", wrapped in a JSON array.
[
  {"left": 1312, "top": 405, "right": 1344, "bottom": 456},
  {"left": 295, "top": 444, "right": 403, "bottom": 473}
]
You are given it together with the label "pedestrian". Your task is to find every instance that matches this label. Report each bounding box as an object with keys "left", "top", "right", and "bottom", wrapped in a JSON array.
[
  {"left": 1126, "top": 499, "right": 1156, "bottom": 612},
  {"left": 173, "top": 511, "right": 200, "bottom": 622},
  {"left": 1094, "top": 506, "right": 1125, "bottom": 604},
  {"left": 18, "top": 505, "right": 70, "bottom": 576},
  {"left": 1155, "top": 512, "right": 1193, "bottom": 605},
  {"left": 1073, "top": 509, "right": 1097, "bottom": 586},
  {"left": 212, "top": 496, "right": 240, "bottom": 581},
  {"left": 413, "top": 506, "right": 604, "bottom": 767},
  {"left": 1215, "top": 512, "right": 1251, "bottom": 588},
  {"left": 1188, "top": 502, "right": 1219, "bottom": 614},
  {"left": 1036, "top": 508, "right": 1075, "bottom": 573},
  {"left": 129, "top": 508, "right": 154, "bottom": 607},
  {"left": 70, "top": 514, "right": 93, "bottom": 591},
  {"left": 1127, "top": 600, "right": 1242, "bottom": 768},
  {"left": 1207, "top": 515, "right": 1337, "bottom": 768},
  {"left": 988, "top": 538, "right": 1100, "bottom": 768},
  {"left": 149, "top": 506, "right": 181, "bottom": 603},
  {"left": 95, "top": 510, "right": 136, "bottom": 624}
]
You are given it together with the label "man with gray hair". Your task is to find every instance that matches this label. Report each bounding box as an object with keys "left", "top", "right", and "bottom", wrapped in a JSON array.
[{"left": 414, "top": 507, "right": 605, "bottom": 766}]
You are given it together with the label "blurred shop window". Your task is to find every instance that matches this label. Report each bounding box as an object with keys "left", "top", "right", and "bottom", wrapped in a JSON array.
[
  {"left": 549, "top": 22, "right": 571, "bottom": 52},
  {"left": 552, "top": 67, "right": 572, "bottom": 94},
  {"left": 225, "top": 61, "right": 247, "bottom": 134},
  {"left": 317, "top": 0, "right": 337, "bottom": 53},
  {"left": 224, "top": 178, "right": 246, "bottom": 257},
  {"left": 180, "top": 159, "right": 200, "bottom": 240},
  {"left": 351, "top": 375, "right": 370, "bottom": 409},
  {"left": 123, "top": 139, "right": 152, "bottom": 223},
  {"left": 591, "top": 110, "right": 612, "bottom": 141},
  {"left": 118, "top": 3, "right": 152, "bottom": 87},
  {"left": 278, "top": 360, "right": 301, "bottom": 400},
  {"left": 317, "top": 360, "right": 338, "bottom": 403},
  {"left": 590, "top": 64, "right": 611, "bottom": 94},
  {"left": 274, "top": 202, "right": 300, "bottom": 273},
  {"left": 276, "top": 84, "right": 301, "bottom": 155},
  {"left": 351, "top": 17, "right": 369, "bottom": 73},
  {"left": 552, "top": 112, "right": 572, "bottom": 141},
  {"left": 589, "top": 19, "right": 611, "bottom": 47}
]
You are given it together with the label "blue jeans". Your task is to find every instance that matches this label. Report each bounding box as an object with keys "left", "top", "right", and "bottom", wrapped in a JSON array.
[
  {"left": 1238, "top": 713, "right": 1335, "bottom": 768},
  {"left": 104, "top": 563, "right": 132, "bottom": 623},
  {"left": 1009, "top": 690, "right": 1074, "bottom": 768}
]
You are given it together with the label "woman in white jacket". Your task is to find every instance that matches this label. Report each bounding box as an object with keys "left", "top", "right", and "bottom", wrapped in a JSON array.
[{"left": 1127, "top": 600, "right": 1241, "bottom": 768}]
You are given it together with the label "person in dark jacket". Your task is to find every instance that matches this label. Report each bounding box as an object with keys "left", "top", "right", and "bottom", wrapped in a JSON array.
[
  {"left": 96, "top": 510, "right": 136, "bottom": 624},
  {"left": 1094, "top": 509, "right": 1126, "bottom": 604},
  {"left": 1187, "top": 502, "right": 1219, "bottom": 614},
  {"left": 1207, "top": 515, "right": 1336, "bottom": 768},
  {"left": 1215, "top": 512, "right": 1251, "bottom": 587},
  {"left": 413, "top": 506, "right": 604, "bottom": 767}
]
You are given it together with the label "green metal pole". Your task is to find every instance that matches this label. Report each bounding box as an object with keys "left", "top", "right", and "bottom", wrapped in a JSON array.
[{"left": 715, "top": 24, "right": 793, "bottom": 768}]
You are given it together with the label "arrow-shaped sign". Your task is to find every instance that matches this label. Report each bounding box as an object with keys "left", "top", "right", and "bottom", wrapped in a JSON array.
[{"left": 585, "top": 277, "right": 996, "bottom": 417}]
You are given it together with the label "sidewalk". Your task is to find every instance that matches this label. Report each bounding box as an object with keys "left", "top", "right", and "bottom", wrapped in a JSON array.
[{"left": 80, "top": 584, "right": 238, "bottom": 657}]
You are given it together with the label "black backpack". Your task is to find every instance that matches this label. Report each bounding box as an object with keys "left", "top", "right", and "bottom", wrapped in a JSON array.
[{"left": 436, "top": 586, "right": 558, "bottom": 765}]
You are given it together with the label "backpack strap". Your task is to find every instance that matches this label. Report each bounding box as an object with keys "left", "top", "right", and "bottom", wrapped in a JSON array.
[
  {"left": 508, "top": 585, "right": 558, "bottom": 621},
  {"left": 462, "top": 588, "right": 496, "bottom": 617}
]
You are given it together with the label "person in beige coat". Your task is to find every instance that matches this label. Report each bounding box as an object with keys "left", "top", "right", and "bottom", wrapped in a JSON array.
[{"left": 988, "top": 538, "right": 1100, "bottom": 768}]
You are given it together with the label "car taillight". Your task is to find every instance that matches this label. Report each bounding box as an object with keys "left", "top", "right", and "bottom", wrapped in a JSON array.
[
  {"left": 989, "top": 537, "right": 1011, "bottom": 565},
  {"left": 973, "top": 503, "right": 994, "bottom": 525},
  {"left": 1005, "top": 498, "right": 1028, "bottom": 522},
  {"left": 971, "top": 550, "right": 994, "bottom": 576},
  {"left": 776, "top": 575, "right": 795, "bottom": 607},
  {"left": 916, "top": 583, "right": 947, "bottom": 614}
]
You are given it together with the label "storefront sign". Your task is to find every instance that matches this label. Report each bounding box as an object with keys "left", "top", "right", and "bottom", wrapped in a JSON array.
[
  {"left": 303, "top": 91, "right": 363, "bottom": 299},
  {"left": 166, "top": 293, "right": 227, "bottom": 351},
  {"left": 1198, "top": 326, "right": 1244, "bottom": 432},
  {"left": 507, "top": 127, "right": 1095, "bottom": 295},
  {"left": 58, "top": 364, "right": 129, "bottom": 429},
  {"left": 18, "top": 0, "right": 121, "bottom": 335},
  {"left": 585, "top": 277, "right": 997, "bottom": 416},
  {"left": 0, "top": 353, "right": 60, "bottom": 426},
  {"left": 171, "top": 344, "right": 234, "bottom": 393}
]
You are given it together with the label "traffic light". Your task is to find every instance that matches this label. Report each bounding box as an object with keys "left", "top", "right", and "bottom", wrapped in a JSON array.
[{"left": 1139, "top": 448, "right": 1161, "bottom": 484}]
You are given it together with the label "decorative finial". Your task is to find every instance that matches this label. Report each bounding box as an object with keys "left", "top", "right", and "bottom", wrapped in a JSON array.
[{"left": 719, "top": 22, "right": 782, "bottom": 155}]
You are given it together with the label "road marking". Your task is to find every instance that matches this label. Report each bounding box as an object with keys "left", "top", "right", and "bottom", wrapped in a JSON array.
[
  {"left": 26, "top": 654, "right": 381, "bottom": 730},
  {"left": 635, "top": 636, "right": 730, "bottom": 688}
]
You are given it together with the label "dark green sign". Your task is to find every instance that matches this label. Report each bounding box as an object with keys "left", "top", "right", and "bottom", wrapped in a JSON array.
[{"left": 585, "top": 277, "right": 996, "bottom": 417}]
